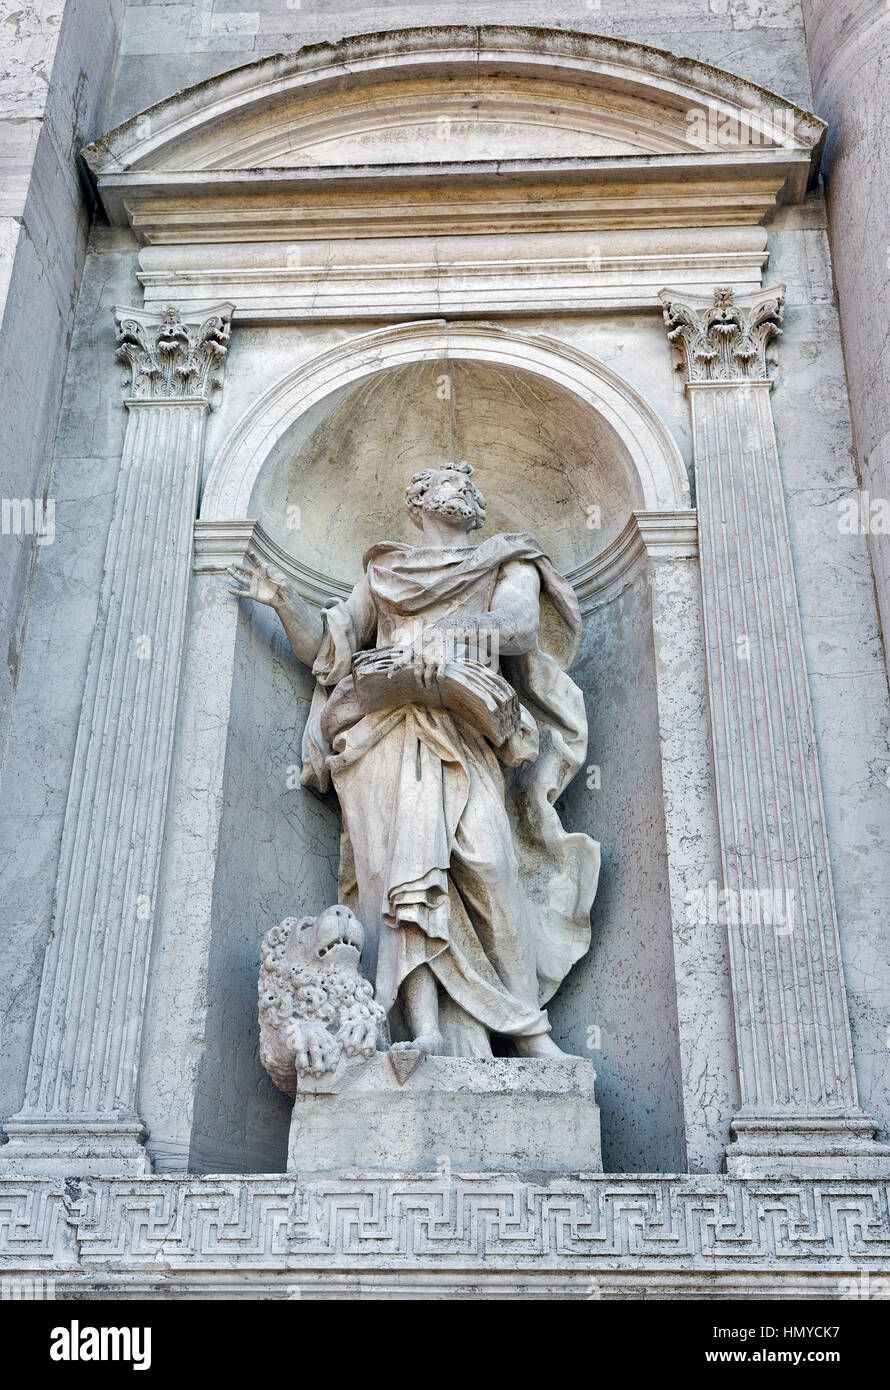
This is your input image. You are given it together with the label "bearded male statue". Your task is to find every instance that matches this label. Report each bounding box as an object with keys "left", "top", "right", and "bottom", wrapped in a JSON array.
[{"left": 229, "top": 462, "right": 600, "bottom": 1061}]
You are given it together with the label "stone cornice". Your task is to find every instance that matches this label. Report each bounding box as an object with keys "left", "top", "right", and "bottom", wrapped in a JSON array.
[
  {"left": 138, "top": 230, "right": 770, "bottom": 322},
  {"left": 571, "top": 511, "right": 699, "bottom": 612},
  {"left": 194, "top": 514, "right": 699, "bottom": 616},
  {"left": 193, "top": 520, "right": 351, "bottom": 608},
  {"left": 103, "top": 158, "right": 811, "bottom": 244},
  {"left": 83, "top": 26, "right": 825, "bottom": 177},
  {"left": 83, "top": 27, "right": 825, "bottom": 241}
]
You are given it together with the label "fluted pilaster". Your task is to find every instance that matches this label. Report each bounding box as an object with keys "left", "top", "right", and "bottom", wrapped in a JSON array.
[
  {"left": 1, "top": 305, "right": 233, "bottom": 1176},
  {"left": 661, "top": 286, "right": 890, "bottom": 1175}
]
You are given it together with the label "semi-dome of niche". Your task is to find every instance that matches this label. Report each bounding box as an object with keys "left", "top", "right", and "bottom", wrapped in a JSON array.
[{"left": 249, "top": 359, "right": 645, "bottom": 584}]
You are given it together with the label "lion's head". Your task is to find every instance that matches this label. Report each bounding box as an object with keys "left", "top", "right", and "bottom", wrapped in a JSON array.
[{"left": 285, "top": 903, "right": 364, "bottom": 973}]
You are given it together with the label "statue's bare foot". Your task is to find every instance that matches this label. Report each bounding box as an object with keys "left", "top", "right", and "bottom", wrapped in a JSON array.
[
  {"left": 514, "top": 1034, "right": 580, "bottom": 1061},
  {"left": 391, "top": 1031, "right": 446, "bottom": 1057}
]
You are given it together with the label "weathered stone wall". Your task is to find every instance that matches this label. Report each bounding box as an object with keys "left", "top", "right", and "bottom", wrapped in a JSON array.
[
  {"left": 0, "top": 227, "right": 137, "bottom": 1136},
  {"left": 0, "top": 0, "right": 125, "bottom": 760},
  {"left": 768, "top": 197, "right": 890, "bottom": 1160},
  {"left": 559, "top": 576, "right": 689, "bottom": 1174},
  {"left": 802, "top": 2, "right": 890, "bottom": 685},
  {"left": 110, "top": 0, "right": 815, "bottom": 130},
  {"left": 187, "top": 598, "right": 334, "bottom": 1174}
]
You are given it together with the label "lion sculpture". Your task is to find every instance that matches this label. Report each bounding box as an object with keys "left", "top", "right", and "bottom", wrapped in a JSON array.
[{"left": 258, "top": 903, "right": 387, "bottom": 1095}]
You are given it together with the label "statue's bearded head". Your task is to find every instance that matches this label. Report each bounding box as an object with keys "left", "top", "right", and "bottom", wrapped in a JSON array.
[{"left": 404, "top": 461, "right": 486, "bottom": 533}]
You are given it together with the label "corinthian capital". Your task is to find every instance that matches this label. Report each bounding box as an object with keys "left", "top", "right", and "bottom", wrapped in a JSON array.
[
  {"left": 659, "top": 286, "right": 785, "bottom": 384},
  {"left": 113, "top": 302, "right": 234, "bottom": 402}
]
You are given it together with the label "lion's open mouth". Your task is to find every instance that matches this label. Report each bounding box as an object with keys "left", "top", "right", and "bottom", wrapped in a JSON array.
[{"left": 317, "top": 937, "right": 360, "bottom": 957}]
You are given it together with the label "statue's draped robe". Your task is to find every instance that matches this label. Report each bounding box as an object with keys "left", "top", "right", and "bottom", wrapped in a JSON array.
[{"left": 301, "top": 533, "right": 600, "bottom": 1049}]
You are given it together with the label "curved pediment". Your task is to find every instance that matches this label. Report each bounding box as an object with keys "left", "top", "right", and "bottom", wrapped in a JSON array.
[
  {"left": 84, "top": 26, "right": 825, "bottom": 240},
  {"left": 87, "top": 25, "right": 824, "bottom": 173},
  {"left": 150, "top": 76, "right": 701, "bottom": 171}
]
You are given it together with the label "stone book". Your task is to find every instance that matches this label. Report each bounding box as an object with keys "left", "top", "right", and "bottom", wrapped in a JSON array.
[{"left": 351, "top": 645, "right": 520, "bottom": 746}]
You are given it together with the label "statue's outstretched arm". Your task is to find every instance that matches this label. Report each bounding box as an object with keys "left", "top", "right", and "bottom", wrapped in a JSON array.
[{"left": 227, "top": 553, "right": 324, "bottom": 668}]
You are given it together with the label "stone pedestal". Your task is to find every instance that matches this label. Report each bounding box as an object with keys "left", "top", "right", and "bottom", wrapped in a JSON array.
[{"left": 287, "top": 1056, "right": 602, "bottom": 1174}]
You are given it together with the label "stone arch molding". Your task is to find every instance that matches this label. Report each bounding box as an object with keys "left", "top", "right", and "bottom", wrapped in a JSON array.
[
  {"left": 84, "top": 25, "right": 824, "bottom": 192},
  {"left": 200, "top": 320, "right": 690, "bottom": 528}
]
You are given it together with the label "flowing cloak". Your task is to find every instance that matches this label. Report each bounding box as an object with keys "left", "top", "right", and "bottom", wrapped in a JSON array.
[{"left": 300, "top": 533, "right": 600, "bottom": 1035}]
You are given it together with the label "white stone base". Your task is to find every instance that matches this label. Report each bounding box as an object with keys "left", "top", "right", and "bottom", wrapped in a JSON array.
[
  {"left": 726, "top": 1114, "right": 890, "bottom": 1178},
  {"left": 288, "top": 1055, "right": 602, "bottom": 1174},
  {"left": 0, "top": 1119, "right": 152, "bottom": 1178}
]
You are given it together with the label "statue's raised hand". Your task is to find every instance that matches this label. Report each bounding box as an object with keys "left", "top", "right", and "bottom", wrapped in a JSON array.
[
  {"left": 227, "top": 553, "right": 286, "bottom": 609},
  {"left": 227, "top": 551, "right": 324, "bottom": 667}
]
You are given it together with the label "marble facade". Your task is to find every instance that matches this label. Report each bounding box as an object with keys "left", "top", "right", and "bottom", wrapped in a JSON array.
[{"left": 2, "top": 12, "right": 890, "bottom": 1298}]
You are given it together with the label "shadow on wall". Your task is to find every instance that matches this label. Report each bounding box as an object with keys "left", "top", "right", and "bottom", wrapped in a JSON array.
[
  {"left": 193, "top": 572, "right": 689, "bottom": 1174},
  {"left": 189, "top": 598, "right": 339, "bottom": 1174},
  {"left": 251, "top": 358, "right": 645, "bottom": 581},
  {"left": 551, "top": 573, "right": 687, "bottom": 1174}
]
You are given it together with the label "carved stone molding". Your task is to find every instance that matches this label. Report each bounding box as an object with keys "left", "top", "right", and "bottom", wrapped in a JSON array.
[
  {"left": 569, "top": 510, "right": 699, "bottom": 613},
  {"left": 81, "top": 27, "right": 826, "bottom": 248},
  {"left": 200, "top": 320, "right": 690, "bottom": 523},
  {"left": 0, "top": 304, "right": 235, "bottom": 1179},
  {"left": 660, "top": 285, "right": 785, "bottom": 383},
  {"left": 114, "top": 304, "right": 232, "bottom": 402},
  {"left": 192, "top": 519, "right": 350, "bottom": 608},
  {"left": 1, "top": 1175, "right": 888, "bottom": 1298},
  {"left": 137, "top": 231, "right": 771, "bottom": 323},
  {"left": 661, "top": 286, "right": 890, "bottom": 1177},
  {"left": 193, "top": 513, "right": 699, "bottom": 617}
]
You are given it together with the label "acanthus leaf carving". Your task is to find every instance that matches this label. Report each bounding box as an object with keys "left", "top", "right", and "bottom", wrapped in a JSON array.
[
  {"left": 659, "top": 285, "right": 785, "bottom": 383},
  {"left": 114, "top": 302, "right": 233, "bottom": 402}
]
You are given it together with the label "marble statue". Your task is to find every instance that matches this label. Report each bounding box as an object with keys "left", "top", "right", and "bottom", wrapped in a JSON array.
[
  {"left": 230, "top": 462, "right": 600, "bottom": 1060},
  {"left": 259, "top": 904, "right": 387, "bottom": 1093}
]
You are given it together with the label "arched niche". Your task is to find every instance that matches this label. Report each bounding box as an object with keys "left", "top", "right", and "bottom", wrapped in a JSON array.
[
  {"left": 144, "top": 321, "right": 726, "bottom": 1179},
  {"left": 246, "top": 359, "right": 644, "bottom": 580},
  {"left": 201, "top": 320, "right": 690, "bottom": 529}
]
